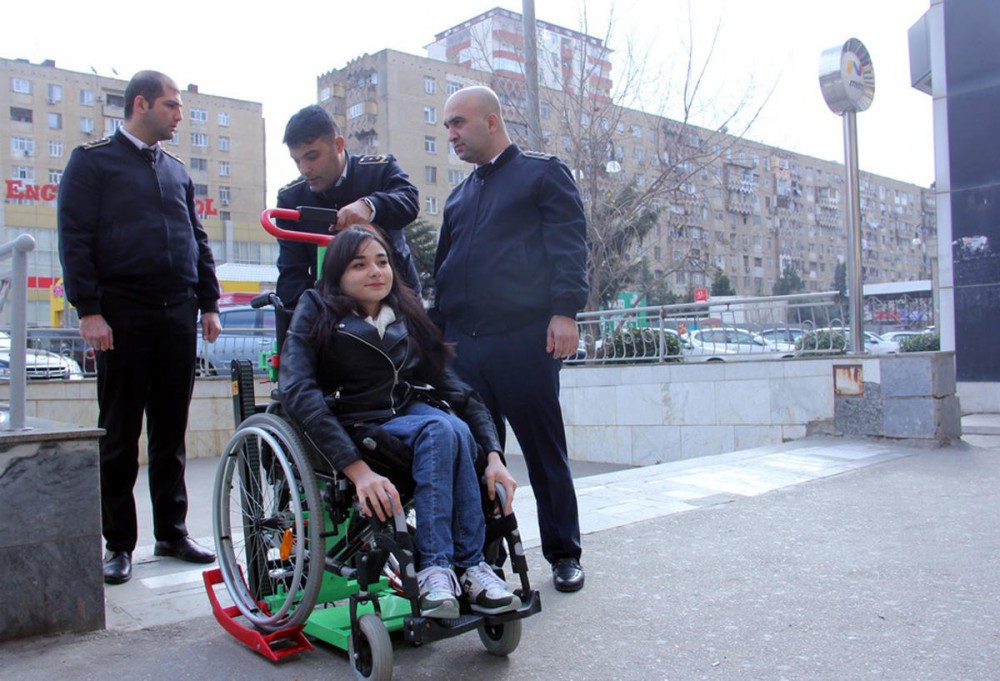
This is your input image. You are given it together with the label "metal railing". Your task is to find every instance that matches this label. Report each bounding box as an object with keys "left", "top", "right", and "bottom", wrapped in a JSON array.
[
  {"left": 569, "top": 291, "right": 851, "bottom": 365},
  {"left": 0, "top": 234, "right": 37, "bottom": 430}
]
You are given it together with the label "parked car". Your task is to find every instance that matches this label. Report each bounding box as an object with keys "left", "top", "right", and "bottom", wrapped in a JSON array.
[
  {"left": 0, "top": 332, "right": 83, "bottom": 380},
  {"left": 879, "top": 330, "right": 925, "bottom": 345},
  {"left": 757, "top": 327, "right": 805, "bottom": 353},
  {"left": 25, "top": 327, "right": 97, "bottom": 375},
  {"left": 196, "top": 305, "right": 277, "bottom": 376},
  {"left": 809, "top": 327, "right": 900, "bottom": 355},
  {"left": 683, "top": 327, "right": 795, "bottom": 360}
]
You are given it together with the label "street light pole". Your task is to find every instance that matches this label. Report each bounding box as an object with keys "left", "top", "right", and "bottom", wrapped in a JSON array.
[{"left": 522, "top": 0, "right": 542, "bottom": 151}]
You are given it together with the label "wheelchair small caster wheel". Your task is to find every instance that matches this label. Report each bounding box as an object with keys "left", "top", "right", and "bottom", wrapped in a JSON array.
[
  {"left": 350, "top": 613, "right": 393, "bottom": 680},
  {"left": 478, "top": 618, "right": 521, "bottom": 656}
]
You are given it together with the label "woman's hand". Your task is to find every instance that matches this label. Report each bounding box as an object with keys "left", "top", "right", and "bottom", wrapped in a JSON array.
[
  {"left": 483, "top": 451, "right": 516, "bottom": 515},
  {"left": 342, "top": 460, "right": 401, "bottom": 522}
]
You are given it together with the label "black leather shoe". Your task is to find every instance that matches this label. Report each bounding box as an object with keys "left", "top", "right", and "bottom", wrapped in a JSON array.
[
  {"left": 104, "top": 551, "right": 132, "bottom": 585},
  {"left": 154, "top": 537, "right": 216, "bottom": 564},
  {"left": 552, "top": 558, "right": 585, "bottom": 592}
]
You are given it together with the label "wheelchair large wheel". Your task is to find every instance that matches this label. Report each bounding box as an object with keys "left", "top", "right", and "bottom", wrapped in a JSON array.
[
  {"left": 478, "top": 619, "right": 522, "bottom": 656},
  {"left": 213, "top": 413, "right": 324, "bottom": 632},
  {"left": 349, "top": 613, "right": 393, "bottom": 681}
]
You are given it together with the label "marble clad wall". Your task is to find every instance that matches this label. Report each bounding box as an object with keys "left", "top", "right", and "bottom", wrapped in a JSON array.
[{"left": 0, "top": 433, "right": 103, "bottom": 639}]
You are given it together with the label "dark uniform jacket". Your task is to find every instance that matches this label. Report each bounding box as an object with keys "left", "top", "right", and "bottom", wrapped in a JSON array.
[
  {"left": 276, "top": 153, "right": 420, "bottom": 307},
  {"left": 279, "top": 289, "right": 502, "bottom": 473},
  {"left": 57, "top": 130, "right": 220, "bottom": 317},
  {"left": 433, "top": 144, "right": 588, "bottom": 336}
]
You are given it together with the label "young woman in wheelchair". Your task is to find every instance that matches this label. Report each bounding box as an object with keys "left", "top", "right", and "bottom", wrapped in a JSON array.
[{"left": 279, "top": 226, "right": 520, "bottom": 619}]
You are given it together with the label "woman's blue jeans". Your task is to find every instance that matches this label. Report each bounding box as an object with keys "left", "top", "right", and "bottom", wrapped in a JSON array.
[{"left": 379, "top": 401, "right": 485, "bottom": 570}]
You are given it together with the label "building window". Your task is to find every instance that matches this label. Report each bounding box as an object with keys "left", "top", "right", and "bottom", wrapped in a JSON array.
[
  {"left": 219, "top": 161, "right": 231, "bottom": 177},
  {"left": 319, "top": 87, "right": 331, "bottom": 102},
  {"left": 13, "top": 166, "right": 34, "bottom": 181},
  {"left": 446, "top": 80, "right": 462, "bottom": 95},
  {"left": 425, "top": 196, "right": 438, "bottom": 214},
  {"left": 424, "top": 166, "right": 437, "bottom": 183},
  {"left": 105, "top": 118, "right": 124, "bottom": 134},
  {"left": 424, "top": 136, "right": 437, "bottom": 153},
  {"left": 11, "top": 136, "right": 35, "bottom": 155},
  {"left": 190, "top": 158, "right": 208, "bottom": 172},
  {"left": 47, "top": 112, "right": 62, "bottom": 129},
  {"left": 80, "top": 117, "right": 95, "bottom": 134},
  {"left": 10, "top": 107, "right": 33, "bottom": 123},
  {"left": 423, "top": 106, "right": 436, "bottom": 124},
  {"left": 448, "top": 169, "right": 466, "bottom": 186},
  {"left": 48, "top": 169, "right": 63, "bottom": 184},
  {"left": 348, "top": 103, "right": 364, "bottom": 119},
  {"left": 218, "top": 111, "right": 230, "bottom": 126},
  {"left": 169, "top": 131, "right": 180, "bottom": 146},
  {"left": 47, "top": 83, "right": 62, "bottom": 103},
  {"left": 190, "top": 108, "right": 208, "bottom": 123},
  {"left": 423, "top": 76, "right": 436, "bottom": 94},
  {"left": 191, "top": 133, "right": 208, "bottom": 147},
  {"left": 220, "top": 186, "right": 231, "bottom": 205},
  {"left": 11, "top": 78, "right": 31, "bottom": 94},
  {"left": 194, "top": 183, "right": 208, "bottom": 197},
  {"left": 540, "top": 101, "right": 550, "bottom": 119},
  {"left": 48, "top": 140, "right": 63, "bottom": 157},
  {"left": 80, "top": 89, "right": 94, "bottom": 106},
  {"left": 218, "top": 136, "right": 230, "bottom": 152}
]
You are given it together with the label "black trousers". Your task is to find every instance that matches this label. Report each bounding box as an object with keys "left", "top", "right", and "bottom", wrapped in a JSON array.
[
  {"left": 445, "top": 316, "right": 582, "bottom": 564},
  {"left": 96, "top": 295, "right": 199, "bottom": 553}
]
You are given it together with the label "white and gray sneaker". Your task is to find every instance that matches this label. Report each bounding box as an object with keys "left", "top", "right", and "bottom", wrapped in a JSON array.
[
  {"left": 416, "top": 565, "right": 461, "bottom": 619},
  {"left": 460, "top": 562, "right": 521, "bottom": 614}
]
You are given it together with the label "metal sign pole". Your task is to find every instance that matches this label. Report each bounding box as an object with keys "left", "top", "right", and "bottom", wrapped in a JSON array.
[
  {"left": 842, "top": 110, "right": 864, "bottom": 353},
  {"left": 819, "top": 38, "right": 875, "bottom": 354}
]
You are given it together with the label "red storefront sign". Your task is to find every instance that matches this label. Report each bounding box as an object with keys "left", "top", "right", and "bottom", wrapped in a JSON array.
[{"left": 6, "top": 180, "right": 220, "bottom": 218}]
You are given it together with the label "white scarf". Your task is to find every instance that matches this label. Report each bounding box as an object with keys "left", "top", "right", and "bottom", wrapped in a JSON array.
[{"left": 362, "top": 305, "right": 396, "bottom": 338}]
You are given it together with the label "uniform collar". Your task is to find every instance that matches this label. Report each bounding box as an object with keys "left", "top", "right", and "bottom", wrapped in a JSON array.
[{"left": 118, "top": 126, "right": 159, "bottom": 152}]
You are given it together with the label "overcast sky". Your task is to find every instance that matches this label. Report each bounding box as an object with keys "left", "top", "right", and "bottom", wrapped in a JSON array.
[{"left": 5, "top": 0, "right": 934, "bottom": 197}]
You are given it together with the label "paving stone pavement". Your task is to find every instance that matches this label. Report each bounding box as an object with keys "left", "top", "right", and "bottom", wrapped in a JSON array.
[{"left": 2, "top": 415, "right": 998, "bottom": 681}]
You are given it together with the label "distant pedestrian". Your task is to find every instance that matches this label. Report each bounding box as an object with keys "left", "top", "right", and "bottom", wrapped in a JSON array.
[
  {"left": 433, "top": 85, "right": 589, "bottom": 592},
  {"left": 58, "top": 70, "right": 222, "bottom": 585}
]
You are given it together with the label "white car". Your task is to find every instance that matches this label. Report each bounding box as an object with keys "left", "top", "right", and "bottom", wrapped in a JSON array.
[
  {"left": 0, "top": 332, "right": 83, "bottom": 380},
  {"left": 682, "top": 327, "right": 794, "bottom": 360},
  {"left": 757, "top": 328, "right": 805, "bottom": 353},
  {"left": 879, "top": 330, "right": 924, "bottom": 345},
  {"left": 810, "top": 327, "right": 899, "bottom": 355}
]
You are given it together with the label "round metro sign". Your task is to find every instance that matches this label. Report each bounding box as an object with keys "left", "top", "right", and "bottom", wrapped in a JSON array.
[{"left": 819, "top": 38, "right": 876, "bottom": 114}]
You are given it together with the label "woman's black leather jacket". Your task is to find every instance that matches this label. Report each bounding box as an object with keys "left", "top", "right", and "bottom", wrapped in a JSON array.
[{"left": 279, "top": 289, "right": 502, "bottom": 473}]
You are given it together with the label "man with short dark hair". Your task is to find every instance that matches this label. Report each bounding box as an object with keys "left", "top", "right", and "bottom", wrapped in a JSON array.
[
  {"left": 58, "top": 70, "right": 222, "bottom": 585},
  {"left": 434, "top": 86, "right": 589, "bottom": 592},
  {"left": 276, "top": 105, "right": 420, "bottom": 307}
]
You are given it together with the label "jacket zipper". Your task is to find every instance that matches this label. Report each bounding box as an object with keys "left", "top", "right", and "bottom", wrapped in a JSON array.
[{"left": 339, "top": 330, "right": 401, "bottom": 415}]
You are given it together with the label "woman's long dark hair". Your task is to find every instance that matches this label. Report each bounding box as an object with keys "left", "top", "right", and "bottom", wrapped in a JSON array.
[{"left": 309, "top": 227, "right": 450, "bottom": 377}]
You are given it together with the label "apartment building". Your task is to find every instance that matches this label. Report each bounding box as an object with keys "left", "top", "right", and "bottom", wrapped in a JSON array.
[
  {"left": 1, "top": 57, "right": 269, "bottom": 324},
  {"left": 316, "top": 46, "right": 935, "bottom": 300},
  {"left": 426, "top": 6, "right": 613, "bottom": 100}
]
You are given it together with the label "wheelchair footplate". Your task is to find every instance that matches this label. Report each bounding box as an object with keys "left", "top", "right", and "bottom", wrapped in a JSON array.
[{"left": 401, "top": 587, "right": 542, "bottom": 646}]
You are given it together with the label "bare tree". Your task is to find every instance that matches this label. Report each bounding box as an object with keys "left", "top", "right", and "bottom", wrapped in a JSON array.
[{"left": 460, "top": 3, "right": 771, "bottom": 311}]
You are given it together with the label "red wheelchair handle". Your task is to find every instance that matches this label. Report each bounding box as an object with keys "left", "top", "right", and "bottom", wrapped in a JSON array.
[{"left": 260, "top": 207, "right": 335, "bottom": 246}]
